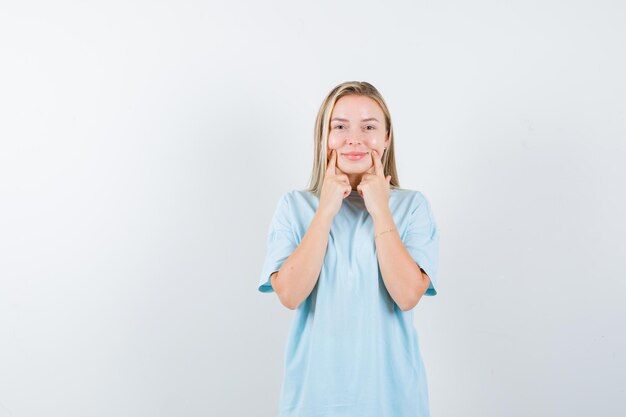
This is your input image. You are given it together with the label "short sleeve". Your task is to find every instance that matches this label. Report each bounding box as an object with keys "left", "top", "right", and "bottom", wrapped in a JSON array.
[
  {"left": 258, "top": 192, "right": 298, "bottom": 293},
  {"left": 403, "top": 192, "right": 440, "bottom": 296}
]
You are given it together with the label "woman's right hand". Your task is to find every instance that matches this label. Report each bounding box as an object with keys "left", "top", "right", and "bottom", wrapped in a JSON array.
[{"left": 318, "top": 149, "right": 352, "bottom": 220}]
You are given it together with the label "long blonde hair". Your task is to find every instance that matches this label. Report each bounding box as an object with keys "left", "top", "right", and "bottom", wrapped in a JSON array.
[{"left": 304, "top": 81, "right": 400, "bottom": 197}]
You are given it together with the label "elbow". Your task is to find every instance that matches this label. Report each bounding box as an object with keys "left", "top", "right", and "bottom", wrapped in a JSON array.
[
  {"left": 279, "top": 297, "right": 297, "bottom": 310},
  {"left": 281, "top": 293, "right": 300, "bottom": 310},
  {"left": 399, "top": 293, "right": 422, "bottom": 311},
  {"left": 398, "top": 290, "right": 418, "bottom": 312},
  {"left": 281, "top": 288, "right": 301, "bottom": 310},
  {"left": 399, "top": 299, "right": 417, "bottom": 312},
  {"left": 279, "top": 289, "right": 298, "bottom": 310},
  {"left": 271, "top": 271, "right": 299, "bottom": 310},
  {"left": 399, "top": 271, "right": 428, "bottom": 311}
]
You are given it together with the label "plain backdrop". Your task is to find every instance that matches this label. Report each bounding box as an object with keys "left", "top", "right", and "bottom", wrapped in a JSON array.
[{"left": 1, "top": 1, "right": 625, "bottom": 416}]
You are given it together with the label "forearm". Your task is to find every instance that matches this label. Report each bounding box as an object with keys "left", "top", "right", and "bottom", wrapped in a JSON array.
[
  {"left": 372, "top": 208, "right": 426, "bottom": 311},
  {"left": 276, "top": 211, "right": 333, "bottom": 309}
]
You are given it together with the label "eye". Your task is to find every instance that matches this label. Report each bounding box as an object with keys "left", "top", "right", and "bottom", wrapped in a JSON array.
[
  {"left": 365, "top": 125, "right": 375, "bottom": 130},
  {"left": 333, "top": 125, "right": 345, "bottom": 130}
]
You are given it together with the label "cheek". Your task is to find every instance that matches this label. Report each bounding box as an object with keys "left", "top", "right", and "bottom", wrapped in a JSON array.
[
  {"left": 326, "top": 140, "right": 337, "bottom": 159},
  {"left": 367, "top": 137, "right": 382, "bottom": 148},
  {"left": 328, "top": 137, "right": 340, "bottom": 149}
]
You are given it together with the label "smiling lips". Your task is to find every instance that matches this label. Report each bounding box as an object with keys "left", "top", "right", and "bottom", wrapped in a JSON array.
[{"left": 342, "top": 152, "right": 368, "bottom": 161}]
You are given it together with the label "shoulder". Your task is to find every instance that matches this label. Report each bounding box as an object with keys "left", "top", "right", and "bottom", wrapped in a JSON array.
[
  {"left": 286, "top": 188, "right": 318, "bottom": 205},
  {"left": 392, "top": 188, "right": 437, "bottom": 225},
  {"left": 272, "top": 189, "right": 314, "bottom": 214},
  {"left": 392, "top": 187, "right": 428, "bottom": 206},
  {"left": 280, "top": 189, "right": 304, "bottom": 199},
  {"left": 275, "top": 189, "right": 305, "bottom": 204}
]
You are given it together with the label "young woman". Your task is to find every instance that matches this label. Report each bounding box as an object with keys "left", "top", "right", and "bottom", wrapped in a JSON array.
[{"left": 258, "top": 81, "right": 440, "bottom": 417}]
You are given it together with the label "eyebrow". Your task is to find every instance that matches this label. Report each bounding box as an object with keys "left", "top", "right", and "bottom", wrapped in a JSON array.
[{"left": 330, "top": 117, "right": 380, "bottom": 123}]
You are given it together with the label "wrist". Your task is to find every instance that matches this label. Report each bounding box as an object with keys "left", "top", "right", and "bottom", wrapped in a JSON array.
[
  {"left": 371, "top": 207, "right": 393, "bottom": 225},
  {"left": 313, "top": 210, "right": 334, "bottom": 229}
]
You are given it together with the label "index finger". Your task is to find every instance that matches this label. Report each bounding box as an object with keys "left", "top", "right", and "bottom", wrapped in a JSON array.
[
  {"left": 326, "top": 149, "right": 336, "bottom": 176},
  {"left": 372, "top": 149, "right": 384, "bottom": 177}
]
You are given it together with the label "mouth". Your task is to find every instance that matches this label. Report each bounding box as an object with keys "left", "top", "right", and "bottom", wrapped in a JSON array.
[{"left": 342, "top": 152, "right": 368, "bottom": 161}]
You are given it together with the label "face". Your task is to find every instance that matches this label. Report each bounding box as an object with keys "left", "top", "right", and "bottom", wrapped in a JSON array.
[{"left": 327, "top": 94, "right": 389, "bottom": 174}]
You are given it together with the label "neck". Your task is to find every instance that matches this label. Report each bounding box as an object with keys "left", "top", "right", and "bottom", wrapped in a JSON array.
[
  {"left": 343, "top": 167, "right": 376, "bottom": 190},
  {"left": 347, "top": 173, "right": 363, "bottom": 190}
]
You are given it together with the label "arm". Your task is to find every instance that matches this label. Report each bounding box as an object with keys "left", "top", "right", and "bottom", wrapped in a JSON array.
[
  {"left": 271, "top": 211, "right": 333, "bottom": 310},
  {"left": 372, "top": 208, "right": 430, "bottom": 311}
]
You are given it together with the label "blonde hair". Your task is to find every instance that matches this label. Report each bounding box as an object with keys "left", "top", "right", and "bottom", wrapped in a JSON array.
[{"left": 304, "top": 81, "right": 400, "bottom": 197}]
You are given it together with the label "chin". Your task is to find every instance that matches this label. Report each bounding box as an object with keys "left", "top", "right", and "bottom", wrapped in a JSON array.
[{"left": 340, "top": 164, "right": 372, "bottom": 174}]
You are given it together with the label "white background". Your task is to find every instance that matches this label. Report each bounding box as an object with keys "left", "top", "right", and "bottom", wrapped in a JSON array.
[{"left": 1, "top": 1, "right": 625, "bottom": 416}]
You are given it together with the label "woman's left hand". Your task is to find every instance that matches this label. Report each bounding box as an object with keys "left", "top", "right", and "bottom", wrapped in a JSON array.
[{"left": 357, "top": 149, "right": 392, "bottom": 218}]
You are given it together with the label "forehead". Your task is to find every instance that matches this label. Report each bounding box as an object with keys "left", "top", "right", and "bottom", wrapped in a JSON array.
[{"left": 331, "top": 95, "right": 383, "bottom": 119}]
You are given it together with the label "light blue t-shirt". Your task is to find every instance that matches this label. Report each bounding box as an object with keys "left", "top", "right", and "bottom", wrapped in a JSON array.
[{"left": 258, "top": 188, "right": 439, "bottom": 417}]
